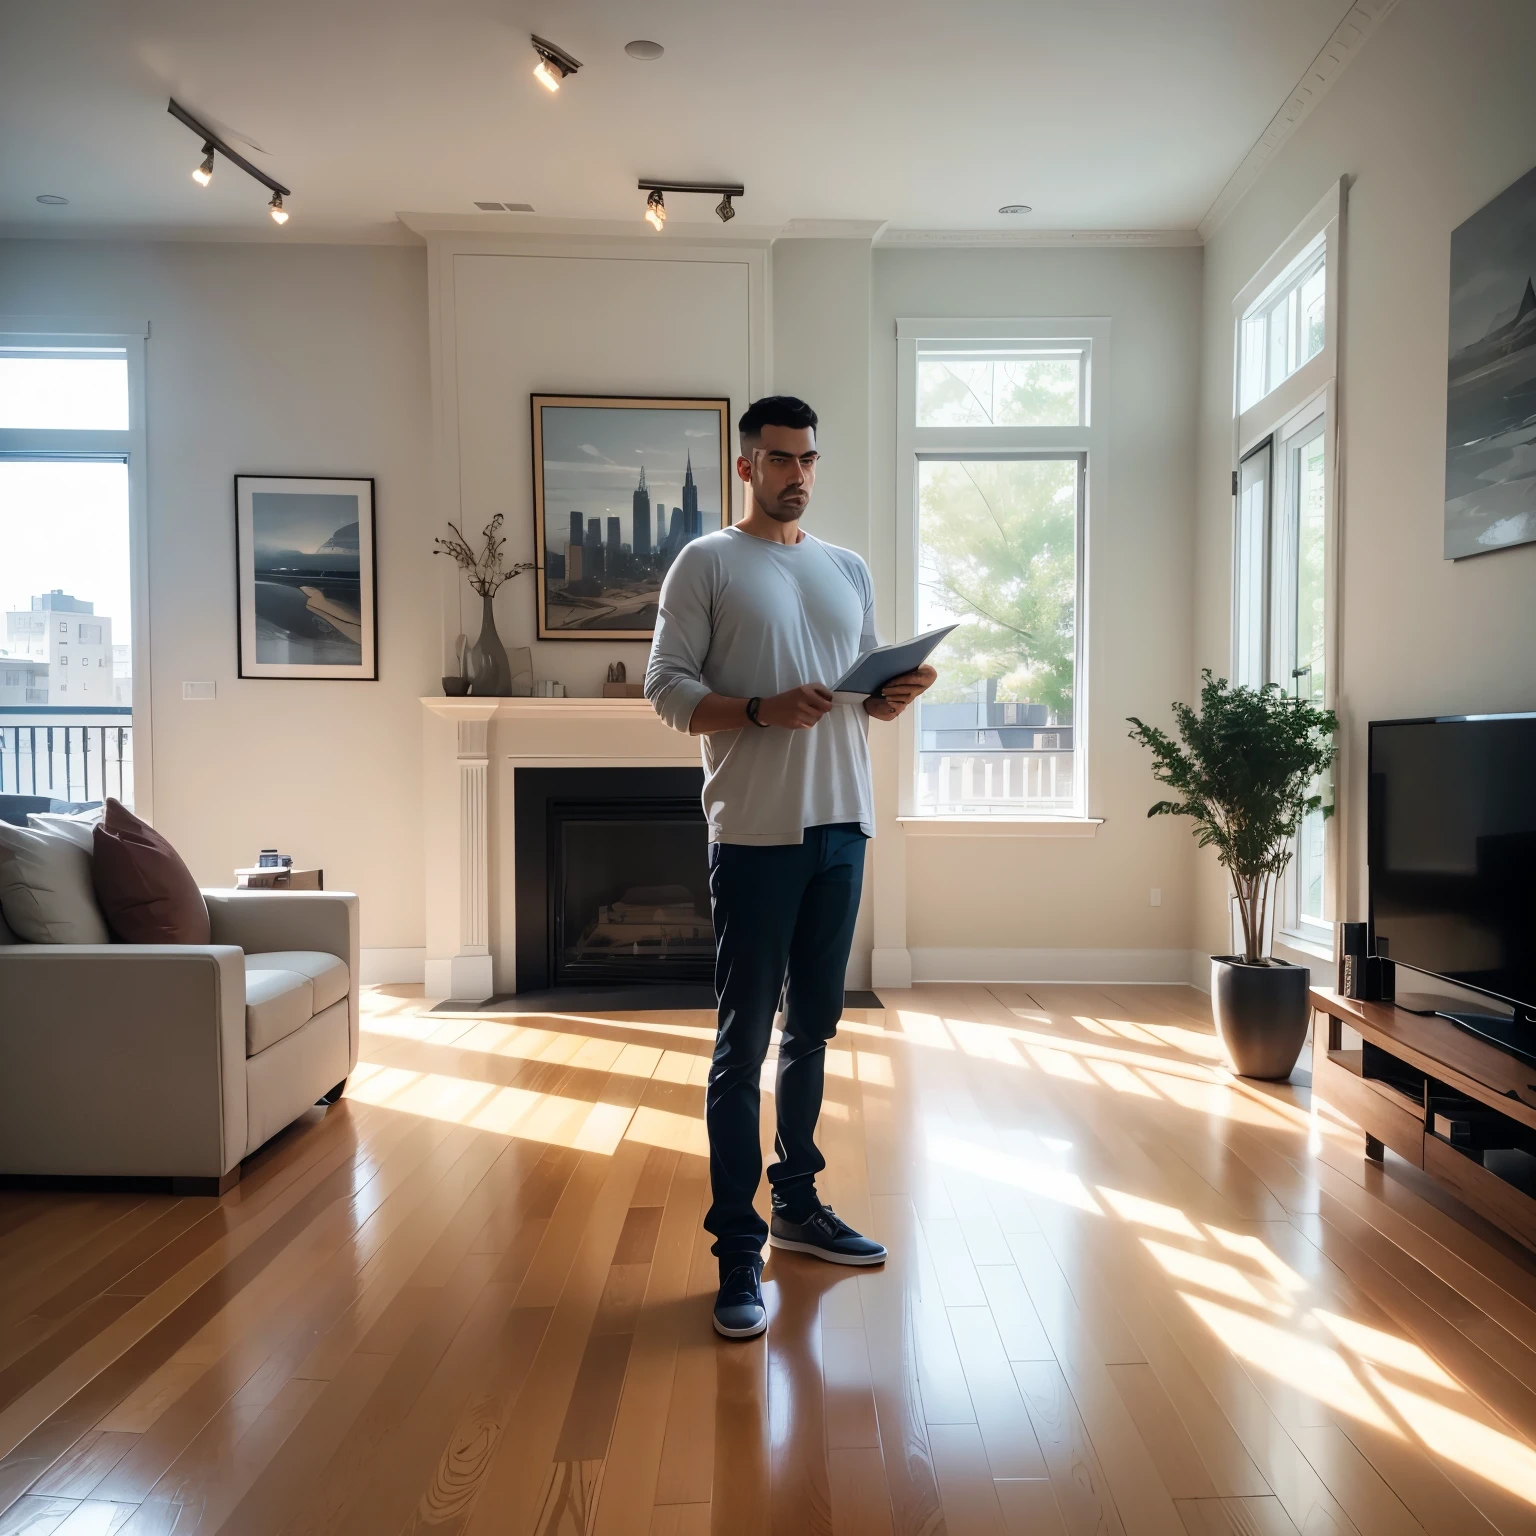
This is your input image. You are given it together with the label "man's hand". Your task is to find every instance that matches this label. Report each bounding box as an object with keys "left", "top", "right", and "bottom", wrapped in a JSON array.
[
  {"left": 864, "top": 664, "right": 938, "bottom": 722},
  {"left": 759, "top": 684, "right": 835, "bottom": 729}
]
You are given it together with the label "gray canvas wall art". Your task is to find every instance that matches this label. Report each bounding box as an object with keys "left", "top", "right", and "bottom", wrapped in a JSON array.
[
  {"left": 1445, "top": 163, "right": 1536, "bottom": 559},
  {"left": 235, "top": 476, "right": 377, "bottom": 679},
  {"left": 251, "top": 491, "right": 363, "bottom": 665}
]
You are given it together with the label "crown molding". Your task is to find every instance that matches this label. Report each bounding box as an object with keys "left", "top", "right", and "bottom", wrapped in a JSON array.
[
  {"left": 877, "top": 228, "right": 1201, "bottom": 248},
  {"left": 779, "top": 218, "right": 890, "bottom": 240},
  {"left": 1198, "top": 0, "right": 1399, "bottom": 243}
]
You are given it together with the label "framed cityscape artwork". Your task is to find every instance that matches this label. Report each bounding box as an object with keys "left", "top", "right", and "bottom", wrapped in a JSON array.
[
  {"left": 1444, "top": 161, "right": 1536, "bottom": 559},
  {"left": 531, "top": 394, "right": 732, "bottom": 641},
  {"left": 234, "top": 475, "right": 378, "bottom": 679}
]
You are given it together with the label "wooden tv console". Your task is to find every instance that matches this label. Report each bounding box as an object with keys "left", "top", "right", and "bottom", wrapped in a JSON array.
[{"left": 1310, "top": 987, "right": 1536, "bottom": 1252}]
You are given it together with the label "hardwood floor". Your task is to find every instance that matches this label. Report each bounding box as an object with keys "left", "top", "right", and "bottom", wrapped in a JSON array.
[{"left": 4, "top": 983, "right": 1536, "bottom": 1534}]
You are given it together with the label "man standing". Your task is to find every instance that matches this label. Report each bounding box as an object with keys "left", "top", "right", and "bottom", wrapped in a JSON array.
[{"left": 646, "top": 396, "right": 935, "bottom": 1338}]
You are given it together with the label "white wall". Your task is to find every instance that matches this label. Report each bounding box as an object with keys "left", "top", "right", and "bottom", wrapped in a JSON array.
[
  {"left": 1193, "top": 0, "right": 1536, "bottom": 958},
  {"left": 871, "top": 246, "right": 1204, "bottom": 976},
  {"left": 772, "top": 238, "right": 877, "bottom": 984},
  {"left": 0, "top": 241, "right": 434, "bottom": 963}
]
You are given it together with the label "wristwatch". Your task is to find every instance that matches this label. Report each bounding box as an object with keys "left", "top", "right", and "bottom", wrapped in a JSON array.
[{"left": 745, "top": 696, "right": 768, "bottom": 728}]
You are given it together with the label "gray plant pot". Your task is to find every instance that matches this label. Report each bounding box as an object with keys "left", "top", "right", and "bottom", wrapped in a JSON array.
[{"left": 1210, "top": 956, "right": 1310, "bottom": 1080}]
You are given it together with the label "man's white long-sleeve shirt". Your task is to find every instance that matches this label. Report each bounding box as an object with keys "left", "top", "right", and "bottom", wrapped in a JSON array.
[{"left": 645, "top": 525, "right": 877, "bottom": 845}]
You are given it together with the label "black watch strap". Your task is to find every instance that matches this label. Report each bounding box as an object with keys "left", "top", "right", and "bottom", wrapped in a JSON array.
[{"left": 745, "top": 696, "right": 768, "bottom": 728}]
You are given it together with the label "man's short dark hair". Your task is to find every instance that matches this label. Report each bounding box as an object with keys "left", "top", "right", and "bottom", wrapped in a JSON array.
[{"left": 739, "top": 395, "right": 818, "bottom": 451}]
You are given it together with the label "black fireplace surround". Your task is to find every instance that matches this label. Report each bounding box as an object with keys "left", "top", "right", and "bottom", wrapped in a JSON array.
[{"left": 514, "top": 767, "right": 712, "bottom": 994}]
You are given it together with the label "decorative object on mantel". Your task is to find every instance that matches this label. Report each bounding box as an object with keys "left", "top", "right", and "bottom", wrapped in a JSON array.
[
  {"left": 531, "top": 394, "right": 732, "bottom": 642},
  {"left": 1128, "top": 671, "right": 1337, "bottom": 1081},
  {"left": 1444, "top": 160, "right": 1536, "bottom": 559},
  {"left": 442, "top": 634, "right": 469, "bottom": 695},
  {"left": 506, "top": 646, "right": 535, "bottom": 696},
  {"left": 602, "top": 660, "right": 645, "bottom": 698},
  {"left": 234, "top": 476, "right": 377, "bottom": 681},
  {"left": 433, "top": 514, "right": 535, "bottom": 695},
  {"left": 533, "top": 680, "right": 567, "bottom": 697}
]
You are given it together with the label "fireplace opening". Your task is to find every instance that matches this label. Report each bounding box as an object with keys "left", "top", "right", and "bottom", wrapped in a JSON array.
[{"left": 515, "top": 767, "right": 711, "bottom": 992}]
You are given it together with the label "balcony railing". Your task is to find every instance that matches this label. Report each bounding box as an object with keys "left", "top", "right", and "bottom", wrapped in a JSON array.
[
  {"left": 918, "top": 749, "right": 1076, "bottom": 815},
  {"left": 0, "top": 708, "right": 135, "bottom": 807}
]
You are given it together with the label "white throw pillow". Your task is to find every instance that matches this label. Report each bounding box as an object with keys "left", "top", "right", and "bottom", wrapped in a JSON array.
[
  {"left": 0, "top": 821, "right": 112, "bottom": 944},
  {"left": 28, "top": 806, "right": 104, "bottom": 854}
]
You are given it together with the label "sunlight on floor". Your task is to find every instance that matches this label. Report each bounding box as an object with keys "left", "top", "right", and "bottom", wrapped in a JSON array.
[{"left": 355, "top": 985, "right": 1536, "bottom": 1509}]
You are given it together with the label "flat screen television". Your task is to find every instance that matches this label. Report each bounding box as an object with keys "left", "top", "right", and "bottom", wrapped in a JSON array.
[{"left": 1369, "top": 713, "right": 1536, "bottom": 1064}]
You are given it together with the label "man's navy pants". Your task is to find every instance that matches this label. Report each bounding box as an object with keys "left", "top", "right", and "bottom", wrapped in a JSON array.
[{"left": 702, "top": 822, "right": 867, "bottom": 1266}]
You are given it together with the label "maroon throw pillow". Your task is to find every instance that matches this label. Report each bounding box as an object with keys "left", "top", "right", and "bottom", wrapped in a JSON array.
[{"left": 92, "top": 798, "right": 211, "bottom": 944}]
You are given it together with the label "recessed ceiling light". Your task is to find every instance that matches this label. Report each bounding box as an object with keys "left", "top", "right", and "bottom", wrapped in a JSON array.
[
  {"left": 625, "top": 40, "right": 664, "bottom": 60},
  {"left": 36, "top": 194, "right": 69, "bottom": 205},
  {"left": 999, "top": 204, "right": 1032, "bottom": 215},
  {"left": 474, "top": 201, "right": 535, "bottom": 212}
]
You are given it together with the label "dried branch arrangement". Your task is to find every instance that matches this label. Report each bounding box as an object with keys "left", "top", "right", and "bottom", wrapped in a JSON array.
[{"left": 433, "top": 514, "right": 535, "bottom": 598}]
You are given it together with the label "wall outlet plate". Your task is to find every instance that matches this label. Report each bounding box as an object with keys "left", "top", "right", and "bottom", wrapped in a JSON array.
[
  {"left": 1150, "top": 887, "right": 1162, "bottom": 907},
  {"left": 182, "top": 681, "right": 215, "bottom": 701}
]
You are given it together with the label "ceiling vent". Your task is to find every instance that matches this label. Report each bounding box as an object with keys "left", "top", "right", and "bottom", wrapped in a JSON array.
[{"left": 474, "top": 201, "right": 535, "bottom": 212}]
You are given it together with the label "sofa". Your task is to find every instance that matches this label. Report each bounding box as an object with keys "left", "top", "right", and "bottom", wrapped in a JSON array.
[
  {"left": 0, "top": 889, "right": 359, "bottom": 1193},
  {"left": 0, "top": 796, "right": 101, "bottom": 826}
]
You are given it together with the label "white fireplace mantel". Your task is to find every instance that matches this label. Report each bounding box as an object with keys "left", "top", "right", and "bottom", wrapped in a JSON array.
[{"left": 420, "top": 694, "right": 700, "bottom": 998}]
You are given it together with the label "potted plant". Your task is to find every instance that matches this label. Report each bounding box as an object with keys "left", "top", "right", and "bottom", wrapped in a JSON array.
[
  {"left": 433, "top": 515, "right": 534, "bottom": 696},
  {"left": 1128, "top": 671, "right": 1337, "bottom": 1079}
]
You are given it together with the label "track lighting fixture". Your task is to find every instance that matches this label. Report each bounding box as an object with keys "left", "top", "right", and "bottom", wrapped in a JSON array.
[
  {"left": 168, "top": 100, "right": 291, "bottom": 225},
  {"left": 532, "top": 35, "right": 581, "bottom": 92},
  {"left": 638, "top": 179, "right": 746, "bottom": 229}
]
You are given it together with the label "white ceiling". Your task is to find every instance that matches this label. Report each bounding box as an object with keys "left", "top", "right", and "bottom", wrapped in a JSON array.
[{"left": 0, "top": 0, "right": 1354, "bottom": 243}]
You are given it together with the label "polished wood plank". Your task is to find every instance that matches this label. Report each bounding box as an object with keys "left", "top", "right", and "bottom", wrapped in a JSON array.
[{"left": 2, "top": 983, "right": 1535, "bottom": 1535}]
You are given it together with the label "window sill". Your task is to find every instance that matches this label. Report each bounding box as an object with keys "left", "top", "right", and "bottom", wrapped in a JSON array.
[
  {"left": 897, "top": 816, "right": 1103, "bottom": 838},
  {"left": 1274, "top": 930, "right": 1334, "bottom": 968}
]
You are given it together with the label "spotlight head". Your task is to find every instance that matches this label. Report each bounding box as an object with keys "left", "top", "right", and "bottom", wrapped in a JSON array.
[
  {"left": 715, "top": 193, "right": 735, "bottom": 223},
  {"left": 532, "top": 35, "right": 581, "bottom": 92},
  {"left": 192, "top": 144, "right": 215, "bottom": 187},
  {"left": 645, "top": 189, "right": 666, "bottom": 232},
  {"left": 268, "top": 192, "right": 288, "bottom": 225}
]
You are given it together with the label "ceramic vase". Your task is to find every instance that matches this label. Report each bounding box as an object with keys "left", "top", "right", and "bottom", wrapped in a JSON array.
[{"left": 465, "top": 591, "right": 511, "bottom": 696}]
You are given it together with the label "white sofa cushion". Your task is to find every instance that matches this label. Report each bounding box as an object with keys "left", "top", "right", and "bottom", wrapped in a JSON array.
[
  {"left": 0, "top": 821, "right": 112, "bottom": 944},
  {"left": 244, "top": 950, "right": 350, "bottom": 1056},
  {"left": 27, "top": 806, "right": 104, "bottom": 853}
]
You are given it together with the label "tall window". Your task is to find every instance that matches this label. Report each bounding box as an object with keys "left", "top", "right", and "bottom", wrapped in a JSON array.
[
  {"left": 1231, "top": 185, "right": 1341, "bottom": 948},
  {"left": 0, "top": 331, "right": 147, "bottom": 809},
  {"left": 897, "top": 322, "right": 1105, "bottom": 820}
]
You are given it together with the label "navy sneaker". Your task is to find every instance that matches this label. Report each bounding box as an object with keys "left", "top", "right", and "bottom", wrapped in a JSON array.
[
  {"left": 713, "top": 1259, "right": 767, "bottom": 1339},
  {"left": 770, "top": 1204, "right": 887, "bottom": 1266}
]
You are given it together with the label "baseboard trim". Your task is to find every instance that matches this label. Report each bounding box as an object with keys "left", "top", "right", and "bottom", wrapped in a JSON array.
[
  {"left": 361, "top": 947, "right": 427, "bottom": 984},
  {"left": 909, "top": 947, "right": 1201, "bottom": 985}
]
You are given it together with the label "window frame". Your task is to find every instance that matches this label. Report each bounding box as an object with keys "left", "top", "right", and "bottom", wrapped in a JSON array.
[
  {"left": 896, "top": 317, "right": 1110, "bottom": 825},
  {"left": 0, "top": 317, "right": 154, "bottom": 818},
  {"left": 1229, "top": 182, "right": 1344, "bottom": 957}
]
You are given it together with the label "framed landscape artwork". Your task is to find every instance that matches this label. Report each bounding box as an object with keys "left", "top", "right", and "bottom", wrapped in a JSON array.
[
  {"left": 235, "top": 475, "right": 378, "bottom": 679},
  {"left": 531, "top": 395, "right": 732, "bottom": 640},
  {"left": 1444, "top": 162, "right": 1536, "bottom": 560}
]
